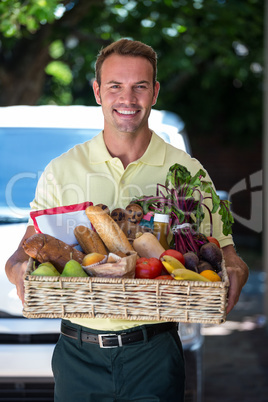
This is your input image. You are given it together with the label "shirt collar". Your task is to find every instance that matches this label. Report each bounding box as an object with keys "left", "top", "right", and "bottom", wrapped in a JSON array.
[
  {"left": 90, "top": 130, "right": 166, "bottom": 166},
  {"left": 138, "top": 131, "right": 166, "bottom": 166},
  {"left": 89, "top": 131, "right": 114, "bottom": 163}
]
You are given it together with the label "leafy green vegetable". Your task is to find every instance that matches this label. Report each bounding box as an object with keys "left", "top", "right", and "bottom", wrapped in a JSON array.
[{"left": 133, "top": 163, "right": 234, "bottom": 253}]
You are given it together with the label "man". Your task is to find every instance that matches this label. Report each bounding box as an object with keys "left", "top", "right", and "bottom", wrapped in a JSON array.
[{"left": 6, "top": 39, "right": 249, "bottom": 401}]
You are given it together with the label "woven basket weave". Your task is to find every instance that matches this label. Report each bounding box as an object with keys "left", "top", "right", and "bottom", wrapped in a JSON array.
[{"left": 23, "top": 257, "right": 229, "bottom": 324}]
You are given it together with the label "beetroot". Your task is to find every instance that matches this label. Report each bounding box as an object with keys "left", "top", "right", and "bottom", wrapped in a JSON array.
[
  {"left": 183, "top": 252, "right": 199, "bottom": 272},
  {"left": 199, "top": 242, "right": 222, "bottom": 272},
  {"left": 197, "top": 260, "right": 214, "bottom": 273}
]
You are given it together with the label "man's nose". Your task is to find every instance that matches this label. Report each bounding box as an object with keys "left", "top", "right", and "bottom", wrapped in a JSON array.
[{"left": 119, "top": 87, "right": 137, "bottom": 104}]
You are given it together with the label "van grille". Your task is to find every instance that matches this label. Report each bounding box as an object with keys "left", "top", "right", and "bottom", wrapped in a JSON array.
[
  {"left": 0, "top": 382, "right": 54, "bottom": 402},
  {"left": 0, "top": 333, "right": 59, "bottom": 344}
]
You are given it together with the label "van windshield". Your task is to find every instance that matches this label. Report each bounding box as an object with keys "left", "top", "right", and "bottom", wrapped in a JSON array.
[{"left": 0, "top": 127, "right": 100, "bottom": 212}]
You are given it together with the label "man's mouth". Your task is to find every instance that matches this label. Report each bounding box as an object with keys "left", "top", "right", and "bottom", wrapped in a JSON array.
[{"left": 114, "top": 109, "right": 139, "bottom": 116}]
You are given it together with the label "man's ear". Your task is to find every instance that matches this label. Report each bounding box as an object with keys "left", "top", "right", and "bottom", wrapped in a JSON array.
[
  {"left": 93, "top": 80, "right": 101, "bottom": 105},
  {"left": 152, "top": 81, "right": 160, "bottom": 106}
]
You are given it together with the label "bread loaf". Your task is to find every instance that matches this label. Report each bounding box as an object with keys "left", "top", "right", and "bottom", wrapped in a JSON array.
[
  {"left": 85, "top": 205, "right": 134, "bottom": 255},
  {"left": 74, "top": 225, "right": 107, "bottom": 255},
  {"left": 23, "top": 233, "right": 85, "bottom": 273}
]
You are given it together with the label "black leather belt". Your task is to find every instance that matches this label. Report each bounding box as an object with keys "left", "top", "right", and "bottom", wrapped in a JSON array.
[{"left": 61, "top": 321, "right": 177, "bottom": 348}]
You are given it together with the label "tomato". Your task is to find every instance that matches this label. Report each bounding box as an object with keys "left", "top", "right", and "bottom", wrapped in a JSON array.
[
  {"left": 136, "top": 257, "right": 149, "bottom": 265},
  {"left": 159, "top": 249, "right": 185, "bottom": 265},
  {"left": 135, "top": 257, "right": 163, "bottom": 279},
  {"left": 154, "top": 275, "right": 174, "bottom": 280},
  {"left": 207, "top": 236, "right": 220, "bottom": 248}
]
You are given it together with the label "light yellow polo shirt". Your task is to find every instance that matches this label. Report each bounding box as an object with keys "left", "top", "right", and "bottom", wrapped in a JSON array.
[{"left": 30, "top": 131, "right": 233, "bottom": 330}]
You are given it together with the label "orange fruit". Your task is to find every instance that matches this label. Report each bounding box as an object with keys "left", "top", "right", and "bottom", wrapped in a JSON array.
[{"left": 200, "top": 270, "right": 221, "bottom": 282}]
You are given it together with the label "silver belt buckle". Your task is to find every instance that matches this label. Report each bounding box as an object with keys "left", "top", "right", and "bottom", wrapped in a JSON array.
[{"left": 98, "top": 333, "right": 123, "bottom": 348}]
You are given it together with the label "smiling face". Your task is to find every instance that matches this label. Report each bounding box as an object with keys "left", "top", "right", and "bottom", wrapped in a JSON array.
[{"left": 93, "top": 54, "right": 160, "bottom": 136}]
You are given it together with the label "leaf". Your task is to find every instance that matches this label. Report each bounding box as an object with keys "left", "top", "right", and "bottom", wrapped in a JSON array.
[
  {"left": 194, "top": 202, "right": 205, "bottom": 225},
  {"left": 165, "top": 163, "right": 191, "bottom": 189},
  {"left": 210, "top": 187, "right": 221, "bottom": 214},
  {"left": 188, "top": 168, "right": 206, "bottom": 187},
  {"left": 171, "top": 207, "right": 186, "bottom": 224},
  {"left": 219, "top": 201, "right": 234, "bottom": 236}
]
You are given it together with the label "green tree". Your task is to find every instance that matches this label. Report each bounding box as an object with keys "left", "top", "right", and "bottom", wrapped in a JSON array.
[{"left": 0, "top": 0, "right": 263, "bottom": 145}]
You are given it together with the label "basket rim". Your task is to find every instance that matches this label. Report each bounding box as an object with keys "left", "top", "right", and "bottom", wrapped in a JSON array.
[{"left": 24, "top": 257, "right": 229, "bottom": 288}]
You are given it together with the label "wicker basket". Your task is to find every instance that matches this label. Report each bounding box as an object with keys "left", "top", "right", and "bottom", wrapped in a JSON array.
[{"left": 23, "top": 257, "right": 229, "bottom": 324}]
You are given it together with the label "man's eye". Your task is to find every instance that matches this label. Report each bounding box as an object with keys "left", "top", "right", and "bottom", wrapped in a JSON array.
[{"left": 111, "top": 85, "right": 120, "bottom": 89}]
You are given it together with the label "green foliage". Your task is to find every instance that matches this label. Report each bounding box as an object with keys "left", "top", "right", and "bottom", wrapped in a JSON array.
[
  {"left": 49, "top": 40, "right": 65, "bottom": 59},
  {"left": 0, "top": 0, "right": 263, "bottom": 146},
  {"left": 0, "top": 0, "right": 59, "bottom": 37},
  {"left": 45, "top": 61, "right": 73, "bottom": 84}
]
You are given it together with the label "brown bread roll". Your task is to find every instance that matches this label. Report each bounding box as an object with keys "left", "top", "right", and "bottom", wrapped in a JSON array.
[{"left": 23, "top": 233, "right": 85, "bottom": 273}]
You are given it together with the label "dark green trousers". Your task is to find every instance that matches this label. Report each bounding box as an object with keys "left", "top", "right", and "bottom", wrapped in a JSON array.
[{"left": 52, "top": 320, "right": 185, "bottom": 402}]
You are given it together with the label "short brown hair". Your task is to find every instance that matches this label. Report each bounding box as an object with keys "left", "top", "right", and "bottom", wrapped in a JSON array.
[{"left": 95, "top": 39, "right": 157, "bottom": 87}]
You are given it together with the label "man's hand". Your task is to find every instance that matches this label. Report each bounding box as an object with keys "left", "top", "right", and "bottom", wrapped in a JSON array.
[
  {"left": 11, "top": 260, "right": 29, "bottom": 305},
  {"left": 5, "top": 225, "right": 36, "bottom": 305},
  {"left": 222, "top": 244, "right": 249, "bottom": 315}
]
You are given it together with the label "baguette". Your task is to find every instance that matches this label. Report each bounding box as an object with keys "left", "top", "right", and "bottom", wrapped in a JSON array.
[
  {"left": 23, "top": 233, "right": 85, "bottom": 273},
  {"left": 85, "top": 205, "right": 134, "bottom": 255},
  {"left": 74, "top": 225, "right": 107, "bottom": 255}
]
